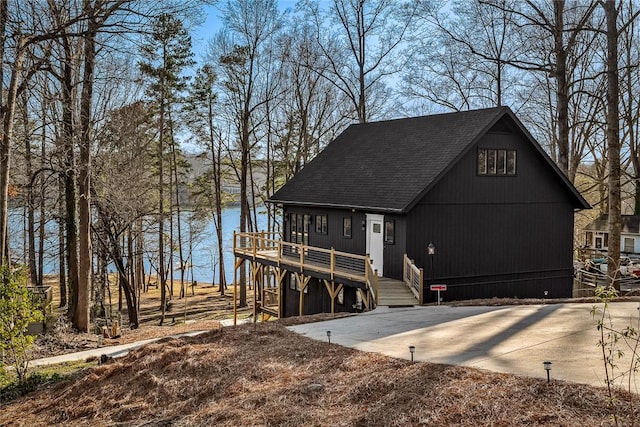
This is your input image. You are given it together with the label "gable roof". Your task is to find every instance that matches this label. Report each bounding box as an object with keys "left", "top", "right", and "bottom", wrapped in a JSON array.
[
  {"left": 269, "top": 106, "right": 590, "bottom": 213},
  {"left": 585, "top": 214, "right": 640, "bottom": 234}
]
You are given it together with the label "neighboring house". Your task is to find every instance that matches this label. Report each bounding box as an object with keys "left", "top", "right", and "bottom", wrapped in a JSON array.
[
  {"left": 583, "top": 214, "right": 640, "bottom": 255},
  {"left": 235, "top": 107, "right": 590, "bottom": 318}
]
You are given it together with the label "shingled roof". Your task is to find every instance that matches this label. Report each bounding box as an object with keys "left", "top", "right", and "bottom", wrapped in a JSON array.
[
  {"left": 269, "top": 106, "right": 589, "bottom": 213},
  {"left": 585, "top": 214, "right": 640, "bottom": 234}
]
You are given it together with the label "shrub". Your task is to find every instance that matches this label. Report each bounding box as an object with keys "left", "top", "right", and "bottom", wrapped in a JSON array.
[{"left": 0, "top": 265, "right": 44, "bottom": 384}]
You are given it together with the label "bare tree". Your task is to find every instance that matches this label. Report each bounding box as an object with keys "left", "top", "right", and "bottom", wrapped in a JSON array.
[
  {"left": 605, "top": 0, "right": 621, "bottom": 289},
  {"left": 479, "top": 0, "right": 598, "bottom": 180},
  {"left": 306, "top": 0, "right": 415, "bottom": 123},
  {"left": 213, "top": 0, "right": 283, "bottom": 307}
]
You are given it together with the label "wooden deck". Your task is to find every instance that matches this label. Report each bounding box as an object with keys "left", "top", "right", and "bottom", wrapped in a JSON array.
[
  {"left": 232, "top": 232, "right": 421, "bottom": 322},
  {"left": 233, "top": 232, "right": 378, "bottom": 287}
]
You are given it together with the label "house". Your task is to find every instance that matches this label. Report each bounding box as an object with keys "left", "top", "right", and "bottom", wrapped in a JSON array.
[
  {"left": 234, "top": 106, "right": 590, "bottom": 319},
  {"left": 583, "top": 214, "right": 640, "bottom": 256}
]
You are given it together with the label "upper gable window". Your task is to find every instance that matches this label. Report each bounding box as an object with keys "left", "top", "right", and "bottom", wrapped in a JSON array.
[{"left": 478, "top": 149, "right": 516, "bottom": 176}]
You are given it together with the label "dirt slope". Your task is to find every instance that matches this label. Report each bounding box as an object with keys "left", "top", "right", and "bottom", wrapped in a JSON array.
[{"left": 1, "top": 321, "right": 638, "bottom": 426}]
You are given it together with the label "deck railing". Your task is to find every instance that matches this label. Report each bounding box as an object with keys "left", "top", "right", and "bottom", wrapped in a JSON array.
[
  {"left": 403, "top": 254, "right": 423, "bottom": 304},
  {"left": 234, "top": 232, "right": 378, "bottom": 303}
]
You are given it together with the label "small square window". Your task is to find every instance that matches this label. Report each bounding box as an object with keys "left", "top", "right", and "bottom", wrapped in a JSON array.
[
  {"left": 373, "top": 223, "right": 381, "bottom": 233},
  {"left": 478, "top": 148, "right": 516, "bottom": 176},
  {"left": 343, "top": 217, "right": 352, "bottom": 238},
  {"left": 384, "top": 220, "right": 395, "bottom": 244}
]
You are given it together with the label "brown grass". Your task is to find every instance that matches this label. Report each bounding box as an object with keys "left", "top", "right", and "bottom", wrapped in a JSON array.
[
  {"left": 1, "top": 320, "right": 639, "bottom": 426},
  {"left": 8, "top": 278, "right": 639, "bottom": 425},
  {"left": 30, "top": 278, "right": 253, "bottom": 359}
]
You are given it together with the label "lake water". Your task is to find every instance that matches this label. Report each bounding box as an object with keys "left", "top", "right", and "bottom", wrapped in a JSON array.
[{"left": 8, "top": 206, "right": 271, "bottom": 284}]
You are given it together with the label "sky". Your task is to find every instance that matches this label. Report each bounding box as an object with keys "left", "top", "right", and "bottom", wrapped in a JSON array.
[{"left": 191, "top": 1, "right": 299, "bottom": 63}]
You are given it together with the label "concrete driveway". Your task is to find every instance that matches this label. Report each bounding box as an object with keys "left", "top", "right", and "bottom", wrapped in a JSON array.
[{"left": 288, "top": 302, "right": 640, "bottom": 389}]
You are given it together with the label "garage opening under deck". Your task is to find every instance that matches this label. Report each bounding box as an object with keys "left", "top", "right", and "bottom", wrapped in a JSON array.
[{"left": 232, "top": 232, "right": 421, "bottom": 322}]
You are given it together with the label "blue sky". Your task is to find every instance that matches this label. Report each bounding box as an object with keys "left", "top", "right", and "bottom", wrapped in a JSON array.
[{"left": 191, "top": 1, "right": 299, "bottom": 62}]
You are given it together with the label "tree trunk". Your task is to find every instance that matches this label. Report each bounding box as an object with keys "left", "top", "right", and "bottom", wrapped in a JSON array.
[
  {"left": 158, "top": 90, "right": 166, "bottom": 325},
  {"left": 239, "top": 113, "right": 249, "bottom": 307},
  {"left": 605, "top": 0, "right": 621, "bottom": 290},
  {"left": 75, "top": 9, "right": 97, "bottom": 331},
  {"left": 553, "top": 1, "right": 570, "bottom": 177},
  {"left": 23, "top": 93, "right": 38, "bottom": 285},
  {"left": 58, "top": 175, "right": 67, "bottom": 307},
  {"left": 0, "top": 37, "right": 25, "bottom": 265}
]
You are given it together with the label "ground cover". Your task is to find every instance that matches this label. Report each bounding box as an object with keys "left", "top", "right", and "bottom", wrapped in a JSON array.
[
  {"left": 2, "top": 279, "right": 640, "bottom": 425},
  {"left": 1, "top": 319, "right": 639, "bottom": 426}
]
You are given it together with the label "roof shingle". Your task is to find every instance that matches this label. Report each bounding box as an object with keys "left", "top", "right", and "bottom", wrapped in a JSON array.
[{"left": 269, "top": 107, "right": 589, "bottom": 212}]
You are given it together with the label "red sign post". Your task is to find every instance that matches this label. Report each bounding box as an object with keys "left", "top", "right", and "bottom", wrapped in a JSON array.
[{"left": 430, "top": 284, "right": 447, "bottom": 305}]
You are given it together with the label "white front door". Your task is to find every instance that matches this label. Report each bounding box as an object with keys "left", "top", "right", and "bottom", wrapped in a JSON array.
[{"left": 366, "top": 213, "right": 384, "bottom": 277}]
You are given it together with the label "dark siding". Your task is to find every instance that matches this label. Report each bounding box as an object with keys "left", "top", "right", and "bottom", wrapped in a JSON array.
[
  {"left": 406, "top": 130, "right": 576, "bottom": 301},
  {"left": 284, "top": 206, "right": 407, "bottom": 279},
  {"left": 382, "top": 214, "right": 406, "bottom": 280},
  {"left": 284, "top": 206, "right": 367, "bottom": 254},
  {"left": 282, "top": 275, "right": 359, "bottom": 317}
]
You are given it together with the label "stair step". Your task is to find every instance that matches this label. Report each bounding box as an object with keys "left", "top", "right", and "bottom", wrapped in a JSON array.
[{"left": 376, "top": 278, "right": 417, "bottom": 306}]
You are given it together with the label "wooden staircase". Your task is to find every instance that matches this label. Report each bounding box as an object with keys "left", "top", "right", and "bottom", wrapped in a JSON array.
[{"left": 376, "top": 277, "right": 418, "bottom": 306}]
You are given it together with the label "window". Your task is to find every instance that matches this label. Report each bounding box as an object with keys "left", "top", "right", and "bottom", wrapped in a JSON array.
[
  {"left": 315, "top": 215, "right": 328, "bottom": 234},
  {"left": 478, "top": 149, "right": 487, "bottom": 174},
  {"left": 343, "top": 217, "right": 352, "bottom": 238},
  {"left": 384, "top": 219, "right": 395, "bottom": 244},
  {"left": 585, "top": 231, "right": 593, "bottom": 247},
  {"left": 478, "top": 149, "right": 517, "bottom": 176},
  {"left": 595, "top": 232, "right": 609, "bottom": 249},
  {"left": 625, "top": 237, "right": 635, "bottom": 253},
  {"left": 290, "top": 213, "right": 310, "bottom": 245},
  {"left": 487, "top": 149, "right": 496, "bottom": 174},
  {"left": 507, "top": 150, "right": 517, "bottom": 174},
  {"left": 289, "top": 274, "right": 308, "bottom": 293},
  {"left": 373, "top": 223, "right": 381, "bottom": 233},
  {"left": 497, "top": 150, "right": 506, "bottom": 174}
]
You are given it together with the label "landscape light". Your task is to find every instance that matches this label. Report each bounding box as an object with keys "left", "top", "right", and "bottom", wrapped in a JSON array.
[
  {"left": 543, "top": 361, "right": 552, "bottom": 383},
  {"left": 326, "top": 330, "right": 331, "bottom": 344},
  {"left": 409, "top": 345, "right": 416, "bottom": 362}
]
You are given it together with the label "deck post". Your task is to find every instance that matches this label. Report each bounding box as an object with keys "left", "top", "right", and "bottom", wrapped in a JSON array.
[
  {"left": 277, "top": 240, "right": 282, "bottom": 265},
  {"left": 252, "top": 234, "right": 257, "bottom": 260},
  {"left": 297, "top": 273, "right": 303, "bottom": 317},
  {"left": 403, "top": 253, "right": 407, "bottom": 284},
  {"left": 330, "top": 247, "right": 335, "bottom": 280},
  {"left": 331, "top": 282, "right": 335, "bottom": 313},
  {"left": 277, "top": 269, "right": 284, "bottom": 318},
  {"left": 233, "top": 257, "right": 238, "bottom": 326},
  {"left": 253, "top": 263, "right": 258, "bottom": 323},
  {"left": 373, "top": 270, "right": 378, "bottom": 305},
  {"left": 418, "top": 267, "right": 424, "bottom": 304}
]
